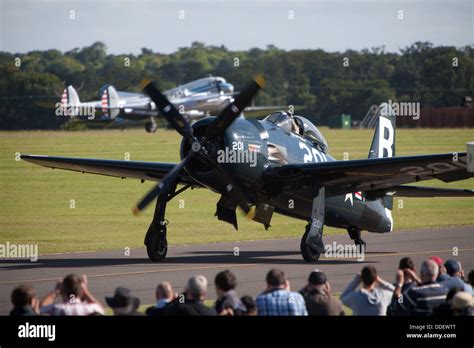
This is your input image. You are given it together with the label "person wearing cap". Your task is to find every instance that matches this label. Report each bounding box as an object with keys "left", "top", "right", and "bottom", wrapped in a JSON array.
[
  {"left": 341, "top": 266, "right": 394, "bottom": 316},
  {"left": 301, "top": 270, "right": 344, "bottom": 316},
  {"left": 162, "top": 275, "right": 217, "bottom": 316},
  {"left": 429, "top": 256, "right": 450, "bottom": 282},
  {"left": 441, "top": 260, "right": 473, "bottom": 293},
  {"left": 256, "top": 269, "right": 307, "bottom": 316},
  {"left": 451, "top": 291, "right": 473, "bottom": 315},
  {"left": 106, "top": 287, "right": 144, "bottom": 316},
  {"left": 401, "top": 260, "right": 449, "bottom": 316}
]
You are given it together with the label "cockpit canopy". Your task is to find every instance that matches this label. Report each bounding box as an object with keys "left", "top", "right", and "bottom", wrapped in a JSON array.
[
  {"left": 293, "top": 115, "right": 329, "bottom": 151},
  {"left": 263, "top": 111, "right": 329, "bottom": 151},
  {"left": 264, "top": 111, "right": 297, "bottom": 134}
]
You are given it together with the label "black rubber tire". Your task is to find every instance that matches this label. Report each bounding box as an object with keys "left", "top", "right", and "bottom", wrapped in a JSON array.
[
  {"left": 300, "top": 227, "right": 321, "bottom": 262},
  {"left": 145, "top": 122, "right": 157, "bottom": 133},
  {"left": 355, "top": 239, "right": 367, "bottom": 252},
  {"left": 146, "top": 232, "right": 168, "bottom": 262}
]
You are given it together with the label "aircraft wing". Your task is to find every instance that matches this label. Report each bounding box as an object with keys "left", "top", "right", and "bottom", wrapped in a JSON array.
[
  {"left": 263, "top": 153, "right": 473, "bottom": 196},
  {"left": 243, "top": 105, "right": 288, "bottom": 118},
  {"left": 375, "top": 185, "right": 474, "bottom": 197},
  {"left": 20, "top": 155, "right": 198, "bottom": 186}
]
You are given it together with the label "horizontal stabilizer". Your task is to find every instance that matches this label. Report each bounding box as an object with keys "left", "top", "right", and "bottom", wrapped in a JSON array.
[{"left": 381, "top": 185, "right": 474, "bottom": 197}]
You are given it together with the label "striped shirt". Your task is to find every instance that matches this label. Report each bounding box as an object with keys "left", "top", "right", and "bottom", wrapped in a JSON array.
[
  {"left": 256, "top": 289, "right": 308, "bottom": 316},
  {"left": 40, "top": 299, "right": 104, "bottom": 316},
  {"left": 403, "top": 282, "right": 448, "bottom": 316}
]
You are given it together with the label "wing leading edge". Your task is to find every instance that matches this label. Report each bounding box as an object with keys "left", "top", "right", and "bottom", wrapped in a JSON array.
[
  {"left": 20, "top": 155, "right": 198, "bottom": 186},
  {"left": 370, "top": 185, "right": 474, "bottom": 197}
]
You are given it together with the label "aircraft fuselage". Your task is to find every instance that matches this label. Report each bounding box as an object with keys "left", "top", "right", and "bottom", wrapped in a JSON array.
[{"left": 184, "top": 117, "right": 393, "bottom": 233}]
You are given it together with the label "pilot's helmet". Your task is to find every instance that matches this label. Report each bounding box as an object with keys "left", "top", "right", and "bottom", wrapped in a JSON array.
[
  {"left": 293, "top": 117, "right": 305, "bottom": 136},
  {"left": 277, "top": 112, "right": 298, "bottom": 134}
]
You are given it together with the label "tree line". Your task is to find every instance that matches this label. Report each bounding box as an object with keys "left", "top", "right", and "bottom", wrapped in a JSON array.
[{"left": 0, "top": 41, "right": 472, "bottom": 129}]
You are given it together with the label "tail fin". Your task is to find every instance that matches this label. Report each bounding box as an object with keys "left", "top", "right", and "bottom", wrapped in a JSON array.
[
  {"left": 60, "top": 86, "right": 81, "bottom": 117},
  {"left": 100, "top": 85, "right": 120, "bottom": 119},
  {"left": 60, "top": 86, "right": 81, "bottom": 106},
  {"left": 368, "top": 103, "right": 396, "bottom": 231},
  {"left": 368, "top": 102, "right": 396, "bottom": 159}
]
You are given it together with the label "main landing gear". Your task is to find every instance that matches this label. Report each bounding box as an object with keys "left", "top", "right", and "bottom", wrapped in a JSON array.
[
  {"left": 144, "top": 195, "right": 168, "bottom": 261},
  {"left": 300, "top": 182, "right": 326, "bottom": 262},
  {"left": 145, "top": 121, "right": 158, "bottom": 133}
]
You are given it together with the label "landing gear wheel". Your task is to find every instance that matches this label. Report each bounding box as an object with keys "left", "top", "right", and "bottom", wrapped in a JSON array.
[
  {"left": 347, "top": 226, "right": 366, "bottom": 252},
  {"left": 300, "top": 226, "right": 321, "bottom": 262},
  {"left": 145, "top": 121, "right": 157, "bottom": 133},
  {"left": 146, "top": 231, "right": 168, "bottom": 261},
  {"left": 355, "top": 239, "right": 367, "bottom": 252}
]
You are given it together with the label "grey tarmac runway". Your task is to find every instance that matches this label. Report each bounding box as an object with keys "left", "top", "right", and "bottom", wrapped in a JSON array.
[{"left": 0, "top": 226, "right": 473, "bottom": 315}]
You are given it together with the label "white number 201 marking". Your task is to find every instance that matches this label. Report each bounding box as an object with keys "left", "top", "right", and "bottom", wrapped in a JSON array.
[{"left": 299, "top": 142, "right": 326, "bottom": 163}]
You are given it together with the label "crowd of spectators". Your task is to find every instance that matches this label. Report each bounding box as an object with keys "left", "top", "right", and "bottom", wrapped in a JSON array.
[{"left": 9, "top": 256, "right": 473, "bottom": 316}]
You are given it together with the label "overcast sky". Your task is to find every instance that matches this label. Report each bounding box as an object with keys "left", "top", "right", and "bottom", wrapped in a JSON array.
[{"left": 1, "top": 0, "right": 472, "bottom": 54}]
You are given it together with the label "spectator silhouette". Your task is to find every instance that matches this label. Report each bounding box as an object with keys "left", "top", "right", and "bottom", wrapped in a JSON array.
[
  {"left": 146, "top": 282, "right": 175, "bottom": 316},
  {"left": 341, "top": 266, "right": 394, "bottom": 315},
  {"left": 214, "top": 270, "right": 246, "bottom": 315},
  {"left": 106, "top": 287, "right": 144, "bottom": 316},
  {"left": 400, "top": 260, "right": 449, "bottom": 316},
  {"left": 256, "top": 269, "right": 307, "bottom": 316},
  {"left": 300, "top": 270, "right": 344, "bottom": 316},
  {"left": 40, "top": 274, "right": 104, "bottom": 316},
  {"left": 10, "top": 285, "right": 38, "bottom": 316},
  {"left": 162, "top": 275, "right": 217, "bottom": 316}
]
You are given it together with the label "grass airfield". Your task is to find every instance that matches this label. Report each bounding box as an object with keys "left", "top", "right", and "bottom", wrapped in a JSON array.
[{"left": 0, "top": 128, "right": 473, "bottom": 254}]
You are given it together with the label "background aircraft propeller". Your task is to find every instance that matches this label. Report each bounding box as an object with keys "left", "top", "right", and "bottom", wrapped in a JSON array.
[{"left": 132, "top": 76, "right": 265, "bottom": 217}]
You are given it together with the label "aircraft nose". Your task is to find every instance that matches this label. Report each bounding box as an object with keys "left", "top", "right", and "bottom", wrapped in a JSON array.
[{"left": 222, "top": 83, "right": 234, "bottom": 93}]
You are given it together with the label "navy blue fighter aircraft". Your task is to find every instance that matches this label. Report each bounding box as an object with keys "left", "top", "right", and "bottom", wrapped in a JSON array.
[{"left": 21, "top": 76, "right": 474, "bottom": 262}]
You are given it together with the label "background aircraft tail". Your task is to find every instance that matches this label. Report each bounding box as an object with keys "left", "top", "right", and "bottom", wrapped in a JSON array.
[
  {"left": 100, "top": 85, "right": 120, "bottom": 119},
  {"left": 60, "top": 86, "right": 81, "bottom": 107},
  {"left": 60, "top": 86, "right": 81, "bottom": 117}
]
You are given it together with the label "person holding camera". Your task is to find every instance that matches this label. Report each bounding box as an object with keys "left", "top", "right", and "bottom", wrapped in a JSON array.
[{"left": 39, "top": 273, "right": 104, "bottom": 316}]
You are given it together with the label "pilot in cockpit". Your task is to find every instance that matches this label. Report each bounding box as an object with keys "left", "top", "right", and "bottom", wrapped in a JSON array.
[
  {"left": 264, "top": 111, "right": 328, "bottom": 152},
  {"left": 270, "top": 111, "right": 300, "bottom": 135}
]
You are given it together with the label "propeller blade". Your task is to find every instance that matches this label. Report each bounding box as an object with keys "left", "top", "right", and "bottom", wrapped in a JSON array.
[
  {"left": 132, "top": 155, "right": 190, "bottom": 215},
  {"left": 205, "top": 75, "right": 265, "bottom": 140},
  {"left": 140, "top": 80, "right": 192, "bottom": 137}
]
